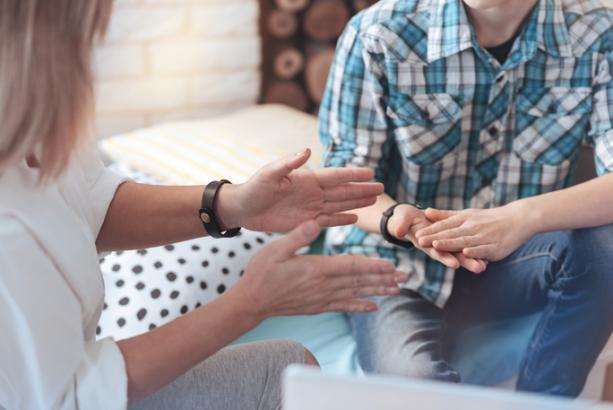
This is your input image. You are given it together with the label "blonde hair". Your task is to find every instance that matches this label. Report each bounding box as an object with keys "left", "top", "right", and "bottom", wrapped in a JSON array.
[{"left": 0, "top": 0, "right": 113, "bottom": 180}]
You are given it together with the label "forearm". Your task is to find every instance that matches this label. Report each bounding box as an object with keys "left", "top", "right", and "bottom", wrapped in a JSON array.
[
  {"left": 117, "top": 290, "right": 259, "bottom": 404},
  {"left": 96, "top": 182, "right": 241, "bottom": 252},
  {"left": 353, "top": 193, "right": 397, "bottom": 234},
  {"left": 517, "top": 173, "right": 613, "bottom": 234}
]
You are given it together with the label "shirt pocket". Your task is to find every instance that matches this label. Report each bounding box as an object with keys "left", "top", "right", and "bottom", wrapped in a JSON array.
[
  {"left": 387, "top": 93, "right": 464, "bottom": 165},
  {"left": 513, "top": 87, "right": 592, "bottom": 165}
]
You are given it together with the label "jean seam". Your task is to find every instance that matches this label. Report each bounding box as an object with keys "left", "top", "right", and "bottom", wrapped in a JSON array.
[
  {"left": 496, "top": 252, "right": 555, "bottom": 268},
  {"left": 520, "top": 264, "right": 569, "bottom": 384}
]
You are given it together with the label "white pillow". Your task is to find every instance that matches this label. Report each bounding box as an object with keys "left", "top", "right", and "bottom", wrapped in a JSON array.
[
  {"left": 98, "top": 105, "right": 321, "bottom": 185},
  {"left": 98, "top": 230, "right": 277, "bottom": 340}
]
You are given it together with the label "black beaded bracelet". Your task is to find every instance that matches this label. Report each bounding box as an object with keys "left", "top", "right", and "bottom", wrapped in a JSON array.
[{"left": 199, "top": 180, "right": 241, "bottom": 239}]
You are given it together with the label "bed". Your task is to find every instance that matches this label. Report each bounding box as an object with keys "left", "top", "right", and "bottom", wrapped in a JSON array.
[{"left": 97, "top": 103, "right": 611, "bottom": 400}]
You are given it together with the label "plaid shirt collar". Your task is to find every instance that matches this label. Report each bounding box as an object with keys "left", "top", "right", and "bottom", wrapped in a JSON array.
[{"left": 426, "top": 0, "right": 573, "bottom": 63}]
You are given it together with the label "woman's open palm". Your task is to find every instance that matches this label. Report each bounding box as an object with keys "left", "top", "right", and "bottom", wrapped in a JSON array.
[{"left": 236, "top": 149, "right": 383, "bottom": 232}]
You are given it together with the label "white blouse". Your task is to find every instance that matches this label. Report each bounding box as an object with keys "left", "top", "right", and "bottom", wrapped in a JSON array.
[{"left": 0, "top": 148, "right": 128, "bottom": 410}]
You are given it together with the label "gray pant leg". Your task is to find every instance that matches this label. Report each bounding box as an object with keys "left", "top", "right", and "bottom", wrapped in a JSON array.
[
  {"left": 130, "top": 340, "right": 307, "bottom": 410},
  {"left": 349, "top": 289, "right": 460, "bottom": 382}
]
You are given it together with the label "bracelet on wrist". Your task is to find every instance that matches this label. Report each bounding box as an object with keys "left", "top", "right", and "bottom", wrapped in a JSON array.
[
  {"left": 199, "top": 180, "right": 242, "bottom": 239},
  {"left": 380, "top": 203, "right": 424, "bottom": 249}
]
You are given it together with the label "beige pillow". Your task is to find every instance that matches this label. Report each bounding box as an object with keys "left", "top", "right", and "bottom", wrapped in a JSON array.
[{"left": 99, "top": 104, "right": 322, "bottom": 184}]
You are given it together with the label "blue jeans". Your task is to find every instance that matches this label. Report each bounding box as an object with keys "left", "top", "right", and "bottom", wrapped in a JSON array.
[{"left": 349, "top": 225, "right": 613, "bottom": 397}]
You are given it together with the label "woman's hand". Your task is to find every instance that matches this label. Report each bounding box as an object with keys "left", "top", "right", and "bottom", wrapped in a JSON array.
[
  {"left": 386, "top": 205, "right": 487, "bottom": 273},
  {"left": 414, "top": 201, "right": 536, "bottom": 262},
  {"left": 227, "top": 220, "right": 408, "bottom": 320},
  {"left": 218, "top": 149, "right": 384, "bottom": 232}
]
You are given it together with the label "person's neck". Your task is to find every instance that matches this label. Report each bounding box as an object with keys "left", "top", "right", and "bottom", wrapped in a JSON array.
[{"left": 464, "top": 0, "right": 538, "bottom": 48}]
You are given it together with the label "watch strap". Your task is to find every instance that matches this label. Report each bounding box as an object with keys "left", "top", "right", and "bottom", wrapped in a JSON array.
[
  {"left": 380, "top": 203, "right": 423, "bottom": 249},
  {"left": 199, "top": 180, "right": 241, "bottom": 238}
]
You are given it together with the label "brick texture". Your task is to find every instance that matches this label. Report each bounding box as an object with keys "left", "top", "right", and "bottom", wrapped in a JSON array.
[{"left": 94, "top": 0, "right": 260, "bottom": 138}]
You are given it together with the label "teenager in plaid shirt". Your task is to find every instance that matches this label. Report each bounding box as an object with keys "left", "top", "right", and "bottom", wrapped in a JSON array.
[{"left": 320, "top": 0, "right": 613, "bottom": 396}]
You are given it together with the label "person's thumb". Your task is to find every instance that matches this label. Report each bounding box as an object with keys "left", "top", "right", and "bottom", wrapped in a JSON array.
[
  {"left": 266, "top": 148, "right": 311, "bottom": 179},
  {"left": 267, "top": 220, "right": 320, "bottom": 258}
]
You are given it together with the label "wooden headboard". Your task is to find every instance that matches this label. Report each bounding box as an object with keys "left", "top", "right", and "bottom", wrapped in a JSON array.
[{"left": 258, "top": 0, "right": 378, "bottom": 114}]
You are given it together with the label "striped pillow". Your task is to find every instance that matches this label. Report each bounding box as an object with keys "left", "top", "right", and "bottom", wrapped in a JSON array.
[{"left": 99, "top": 105, "right": 322, "bottom": 185}]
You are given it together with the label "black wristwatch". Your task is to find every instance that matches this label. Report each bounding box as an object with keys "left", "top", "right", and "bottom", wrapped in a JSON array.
[
  {"left": 380, "top": 203, "right": 424, "bottom": 249},
  {"left": 199, "top": 180, "right": 242, "bottom": 238}
]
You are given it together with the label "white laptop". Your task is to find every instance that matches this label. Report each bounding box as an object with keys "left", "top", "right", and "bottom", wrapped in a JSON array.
[{"left": 283, "top": 366, "right": 613, "bottom": 410}]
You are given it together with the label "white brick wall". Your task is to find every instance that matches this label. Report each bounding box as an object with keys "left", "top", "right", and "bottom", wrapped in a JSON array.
[{"left": 94, "top": 0, "right": 261, "bottom": 138}]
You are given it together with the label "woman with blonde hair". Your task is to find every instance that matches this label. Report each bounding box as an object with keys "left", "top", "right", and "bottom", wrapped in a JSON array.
[{"left": 0, "top": 1, "right": 407, "bottom": 409}]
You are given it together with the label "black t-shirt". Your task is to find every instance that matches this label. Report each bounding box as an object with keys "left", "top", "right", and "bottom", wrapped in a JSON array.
[{"left": 485, "top": 34, "right": 518, "bottom": 64}]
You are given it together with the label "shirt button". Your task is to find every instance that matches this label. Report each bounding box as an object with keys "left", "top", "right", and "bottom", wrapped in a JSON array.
[{"left": 488, "top": 126, "right": 499, "bottom": 137}]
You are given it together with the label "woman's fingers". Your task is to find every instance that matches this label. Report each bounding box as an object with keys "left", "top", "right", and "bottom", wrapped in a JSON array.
[
  {"left": 330, "top": 285, "right": 401, "bottom": 301},
  {"left": 322, "top": 196, "right": 377, "bottom": 214},
  {"left": 315, "top": 167, "right": 375, "bottom": 187},
  {"left": 267, "top": 148, "right": 312, "bottom": 178},
  {"left": 329, "top": 272, "right": 408, "bottom": 291},
  {"left": 321, "top": 255, "right": 397, "bottom": 276},
  {"left": 323, "top": 182, "right": 384, "bottom": 201},
  {"left": 265, "top": 220, "right": 321, "bottom": 258},
  {"left": 315, "top": 213, "right": 358, "bottom": 227},
  {"left": 321, "top": 300, "right": 379, "bottom": 313}
]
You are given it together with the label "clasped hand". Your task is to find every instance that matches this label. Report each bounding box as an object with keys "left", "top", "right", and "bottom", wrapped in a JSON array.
[
  {"left": 414, "top": 203, "right": 536, "bottom": 264},
  {"left": 389, "top": 202, "right": 536, "bottom": 273}
]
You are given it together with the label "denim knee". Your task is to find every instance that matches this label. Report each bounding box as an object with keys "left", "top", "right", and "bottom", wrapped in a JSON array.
[
  {"left": 371, "top": 347, "right": 460, "bottom": 383},
  {"left": 564, "top": 224, "right": 613, "bottom": 277}
]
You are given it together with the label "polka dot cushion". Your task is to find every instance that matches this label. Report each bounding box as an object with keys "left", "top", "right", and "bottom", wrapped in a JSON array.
[
  {"left": 97, "top": 164, "right": 282, "bottom": 340},
  {"left": 98, "top": 231, "right": 277, "bottom": 340}
]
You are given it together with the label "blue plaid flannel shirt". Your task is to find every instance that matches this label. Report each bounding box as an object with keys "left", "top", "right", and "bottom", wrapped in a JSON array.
[{"left": 320, "top": 0, "right": 613, "bottom": 307}]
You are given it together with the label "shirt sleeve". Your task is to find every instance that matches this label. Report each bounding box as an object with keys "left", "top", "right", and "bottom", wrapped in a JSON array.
[
  {"left": 0, "top": 217, "right": 127, "bottom": 410},
  {"left": 77, "top": 145, "right": 130, "bottom": 238},
  {"left": 588, "top": 49, "right": 613, "bottom": 175},
  {"left": 319, "top": 20, "right": 403, "bottom": 267},
  {"left": 319, "top": 21, "right": 395, "bottom": 184}
]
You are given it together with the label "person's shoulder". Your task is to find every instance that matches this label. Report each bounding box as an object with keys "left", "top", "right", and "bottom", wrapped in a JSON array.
[
  {"left": 0, "top": 214, "right": 35, "bottom": 256},
  {"left": 346, "top": 0, "right": 431, "bottom": 59},
  {"left": 561, "top": 0, "right": 612, "bottom": 54}
]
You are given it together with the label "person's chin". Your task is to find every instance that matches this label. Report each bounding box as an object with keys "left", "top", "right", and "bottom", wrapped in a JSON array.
[{"left": 462, "top": 0, "right": 509, "bottom": 10}]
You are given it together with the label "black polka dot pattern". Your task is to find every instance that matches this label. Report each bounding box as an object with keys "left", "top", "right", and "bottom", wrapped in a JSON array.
[{"left": 96, "top": 168, "right": 281, "bottom": 341}]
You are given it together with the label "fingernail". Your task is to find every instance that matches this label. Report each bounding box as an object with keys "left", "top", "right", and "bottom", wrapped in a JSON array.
[
  {"left": 296, "top": 148, "right": 308, "bottom": 156},
  {"left": 365, "top": 304, "right": 378, "bottom": 312},
  {"left": 394, "top": 273, "right": 408, "bottom": 283},
  {"left": 302, "top": 220, "right": 319, "bottom": 236},
  {"left": 380, "top": 263, "right": 395, "bottom": 274}
]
